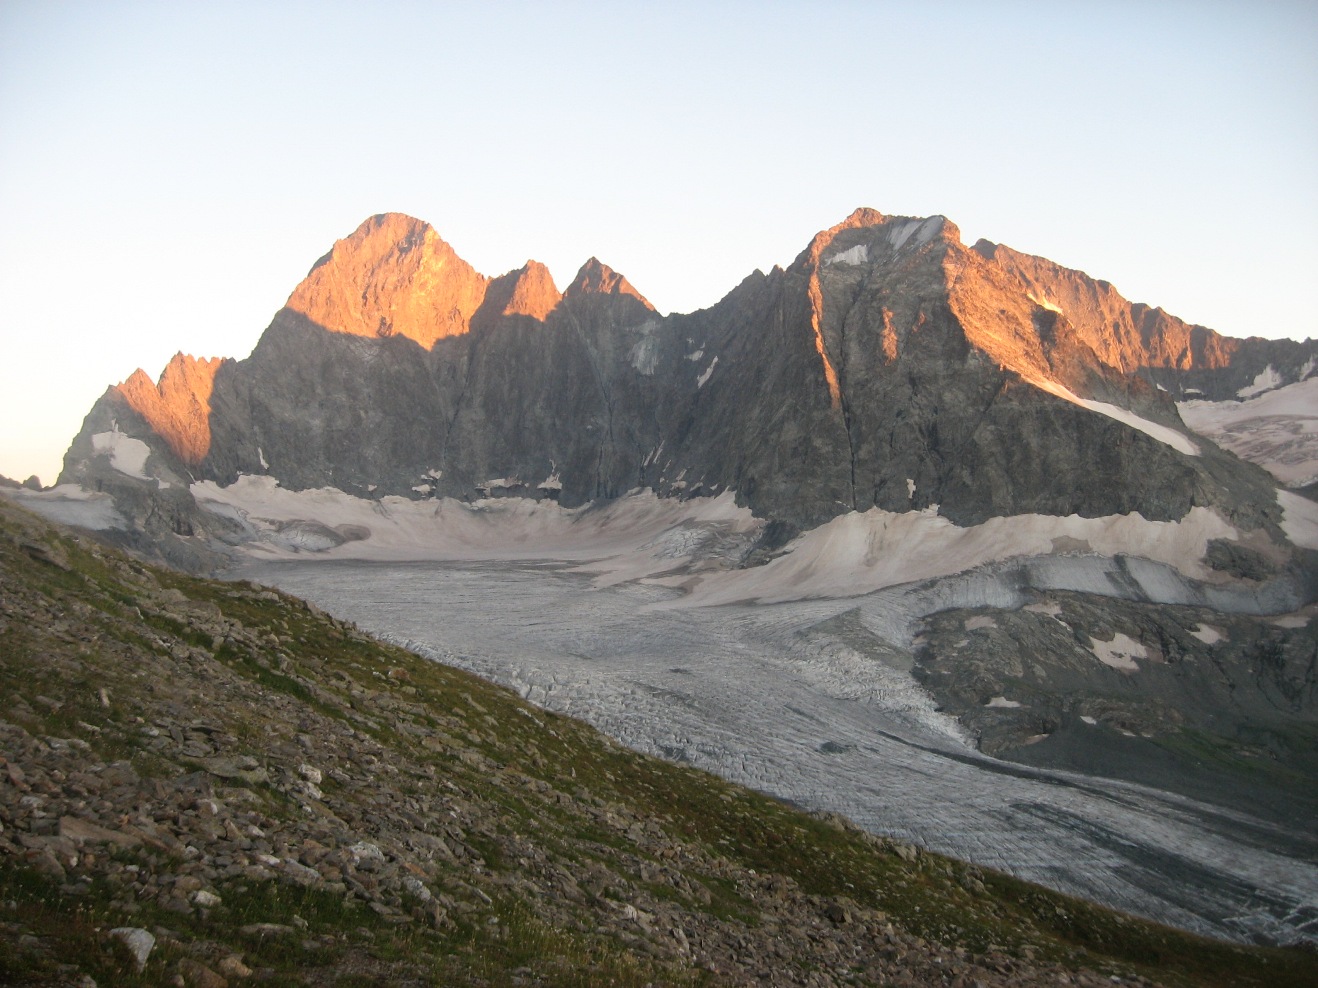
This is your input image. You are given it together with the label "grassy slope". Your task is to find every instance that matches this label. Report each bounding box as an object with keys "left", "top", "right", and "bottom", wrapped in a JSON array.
[{"left": 0, "top": 497, "right": 1314, "bottom": 987}]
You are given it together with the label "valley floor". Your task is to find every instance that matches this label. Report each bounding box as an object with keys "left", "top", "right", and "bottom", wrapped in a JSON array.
[{"left": 242, "top": 557, "right": 1318, "bottom": 948}]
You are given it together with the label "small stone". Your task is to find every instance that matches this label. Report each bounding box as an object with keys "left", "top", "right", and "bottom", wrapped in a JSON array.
[
  {"left": 59, "top": 816, "right": 142, "bottom": 848},
  {"left": 824, "top": 901, "right": 851, "bottom": 925},
  {"left": 217, "top": 954, "right": 252, "bottom": 978},
  {"left": 402, "top": 875, "right": 432, "bottom": 902},
  {"left": 176, "top": 957, "right": 228, "bottom": 988},
  {"left": 197, "top": 756, "right": 267, "bottom": 785},
  {"left": 348, "top": 840, "right": 385, "bottom": 866},
  {"left": 191, "top": 888, "right": 223, "bottom": 908},
  {"left": 281, "top": 858, "right": 322, "bottom": 887},
  {"left": 109, "top": 927, "right": 155, "bottom": 972},
  {"left": 163, "top": 894, "right": 193, "bottom": 915}
]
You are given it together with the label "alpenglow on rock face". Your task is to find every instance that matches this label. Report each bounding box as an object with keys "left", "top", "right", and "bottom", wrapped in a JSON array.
[{"left": 60, "top": 208, "right": 1316, "bottom": 557}]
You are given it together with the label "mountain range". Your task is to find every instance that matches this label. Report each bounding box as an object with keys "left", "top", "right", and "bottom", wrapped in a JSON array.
[{"left": 56, "top": 208, "right": 1318, "bottom": 557}]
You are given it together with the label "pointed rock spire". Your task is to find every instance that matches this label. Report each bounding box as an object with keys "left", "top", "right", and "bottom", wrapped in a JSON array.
[
  {"left": 564, "top": 258, "right": 654, "bottom": 311},
  {"left": 286, "top": 213, "right": 489, "bottom": 348},
  {"left": 113, "top": 353, "right": 224, "bottom": 466},
  {"left": 500, "top": 261, "right": 562, "bottom": 320}
]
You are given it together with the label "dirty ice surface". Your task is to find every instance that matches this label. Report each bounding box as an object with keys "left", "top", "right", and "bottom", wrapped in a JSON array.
[
  {"left": 241, "top": 548, "right": 1318, "bottom": 948},
  {"left": 1180, "top": 378, "right": 1318, "bottom": 488},
  {"left": 194, "top": 478, "right": 1268, "bottom": 604},
  {"left": 1, "top": 484, "right": 126, "bottom": 530}
]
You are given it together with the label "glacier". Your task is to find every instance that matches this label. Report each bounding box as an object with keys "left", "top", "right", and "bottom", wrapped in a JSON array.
[{"left": 193, "top": 481, "right": 1318, "bottom": 948}]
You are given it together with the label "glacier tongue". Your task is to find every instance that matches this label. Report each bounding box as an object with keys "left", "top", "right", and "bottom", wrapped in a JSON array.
[{"left": 242, "top": 554, "right": 1318, "bottom": 948}]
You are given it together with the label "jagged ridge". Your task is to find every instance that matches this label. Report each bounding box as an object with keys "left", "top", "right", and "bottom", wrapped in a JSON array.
[{"left": 58, "top": 208, "right": 1318, "bottom": 556}]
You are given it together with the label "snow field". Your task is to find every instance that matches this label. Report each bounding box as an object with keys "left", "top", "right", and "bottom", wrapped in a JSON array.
[
  {"left": 1179, "top": 378, "right": 1318, "bottom": 488},
  {"left": 91, "top": 429, "right": 154, "bottom": 481},
  {"left": 1031, "top": 378, "right": 1200, "bottom": 456},
  {"left": 1, "top": 484, "right": 127, "bottom": 530},
  {"left": 192, "top": 477, "right": 1245, "bottom": 608}
]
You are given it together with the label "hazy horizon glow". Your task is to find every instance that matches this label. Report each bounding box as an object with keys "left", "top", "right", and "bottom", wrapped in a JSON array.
[{"left": 2, "top": 1, "right": 1315, "bottom": 486}]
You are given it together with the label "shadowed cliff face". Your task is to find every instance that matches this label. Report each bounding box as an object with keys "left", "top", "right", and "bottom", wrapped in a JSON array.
[
  {"left": 183, "top": 248, "right": 664, "bottom": 510},
  {"left": 62, "top": 208, "right": 1315, "bottom": 539}
]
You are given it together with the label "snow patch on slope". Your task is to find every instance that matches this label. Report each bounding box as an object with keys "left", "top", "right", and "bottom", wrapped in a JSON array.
[
  {"left": 1237, "top": 364, "right": 1284, "bottom": 398},
  {"left": 1027, "top": 291, "right": 1064, "bottom": 315},
  {"left": 1034, "top": 379, "right": 1199, "bottom": 456},
  {"left": 1089, "top": 633, "right": 1145, "bottom": 672},
  {"left": 696, "top": 356, "right": 719, "bottom": 388},
  {"left": 91, "top": 429, "right": 153, "bottom": 481},
  {"left": 629, "top": 335, "right": 660, "bottom": 375},
  {"left": 1278, "top": 490, "right": 1318, "bottom": 549},
  {"left": 887, "top": 217, "right": 942, "bottom": 252},
  {"left": 826, "top": 244, "right": 869, "bottom": 266}
]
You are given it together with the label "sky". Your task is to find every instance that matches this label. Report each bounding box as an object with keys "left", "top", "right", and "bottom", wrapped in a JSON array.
[{"left": 1, "top": 1, "right": 1315, "bottom": 487}]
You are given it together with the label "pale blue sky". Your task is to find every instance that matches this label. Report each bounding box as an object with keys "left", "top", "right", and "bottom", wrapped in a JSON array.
[{"left": 1, "top": 1, "right": 1315, "bottom": 485}]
